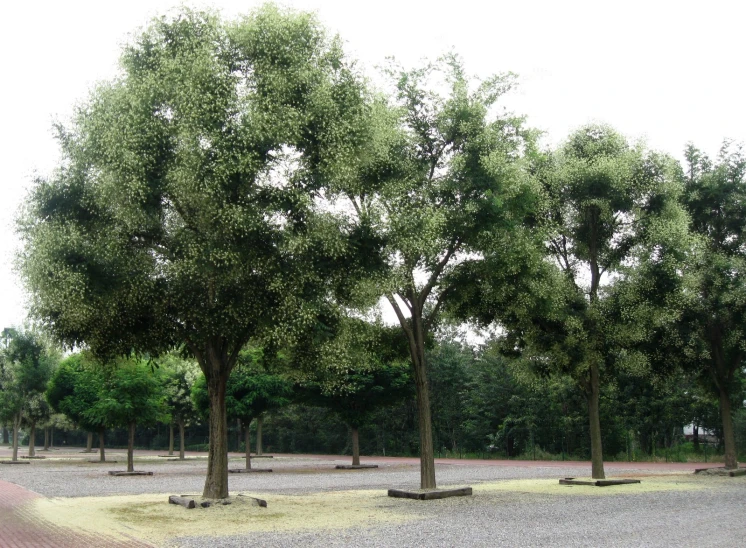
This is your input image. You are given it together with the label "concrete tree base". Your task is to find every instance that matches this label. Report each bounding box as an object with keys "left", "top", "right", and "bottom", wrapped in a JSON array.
[
  {"left": 176, "top": 494, "right": 268, "bottom": 508},
  {"left": 336, "top": 464, "right": 378, "bottom": 469},
  {"left": 560, "top": 478, "right": 641, "bottom": 486},
  {"left": 229, "top": 468, "right": 273, "bottom": 473},
  {"left": 694, "top": 467, "right": 746, "bottom": 477},
  {"left": 388, "top": 487, "right": 472, "bottom": 500},
  {"left": 108, "top": 471, "right": 153, "bottom": 476},
  {"left": 169, "top": 495, "right": 196, "bottom": 508},
  {"left": 0, "top": 461, "right": 31, "bottom": 465}
]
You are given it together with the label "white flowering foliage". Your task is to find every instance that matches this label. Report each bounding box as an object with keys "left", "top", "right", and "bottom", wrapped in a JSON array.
[{"left": 19, "top": 6, "right": 370, "bottom": 368}]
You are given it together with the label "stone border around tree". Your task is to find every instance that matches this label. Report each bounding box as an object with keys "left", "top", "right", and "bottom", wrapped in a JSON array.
[
  {"left": 228, "top": 468, "right": 273, "bottom": 473},
  {"left": 336, "top": 464, "right": 378, "bottom": 469},
  {"left": 694, "top": 467, "right": 746, "bottom": 477},
  {"left": 170, "top": 494, "right": 268, "bottom": 509},
  {"left": 108, "top": 471, "right": 154, "bottom": 476},
  {"left": 559, "top": 478, "right": 641, "bottom": 486},
  {"left": 388, "top": 487, "right": 472, "bottom": 500}
]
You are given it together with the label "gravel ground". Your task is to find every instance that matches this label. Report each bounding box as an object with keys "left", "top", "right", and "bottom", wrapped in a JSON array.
[
  {"left": 0, "top": 453, "right": 685, "bottom": 497},
  {"left": 2, "top": 452, "right": 745, "bottom": 547}
]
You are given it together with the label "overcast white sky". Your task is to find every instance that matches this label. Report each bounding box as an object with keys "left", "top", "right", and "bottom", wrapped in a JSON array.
[{"left": 1, "top": 0, "right": 744, "bottom": 330}]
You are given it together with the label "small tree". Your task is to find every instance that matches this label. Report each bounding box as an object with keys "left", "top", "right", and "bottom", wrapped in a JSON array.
[
  {"left": 47, "top": 354, "right": 108, "bottom": 461},
  {"left": 85, "top": 359, "right": 168, "bottom": 472},
  {"left": 0, "top": 328, "right": 57, "bottom": 461},
  {"left": 24, "top": 394, "right": 52, "bottom": 457},
  {"left": 299, "top": 362, "right": 411, "bottom": 465},
  {"left": 160, "top": 354, "right": 201, "bottom": 459},
  {"left": 193, "top": 362, "right": 292, "bottom": 470},
  {"left": 297, "top": 321, "right": 411, "bottom": 465}
]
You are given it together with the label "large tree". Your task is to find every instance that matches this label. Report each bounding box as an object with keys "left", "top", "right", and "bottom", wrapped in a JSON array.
[
  {"left": 332, "top": 56, "right": 537, "bottom": 488},
  {"left": 19, "top": 6, "right": 369, "bottom": 498},
  {"left": 0, "top": 329, "right": 57, "bottom": 462}
]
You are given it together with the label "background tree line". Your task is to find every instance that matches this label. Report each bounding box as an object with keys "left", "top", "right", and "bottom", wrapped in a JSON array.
[{"left": 3, "top": 332, "right": 743, "bottom": 467}]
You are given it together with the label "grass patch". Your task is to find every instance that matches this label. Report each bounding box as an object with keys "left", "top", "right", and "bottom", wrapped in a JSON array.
[
  {"left": 33, "top": 488, "right": 415, "bottom": 545},
  {"left": 475, "top": 475, "right": 706, "bottom": 498}
]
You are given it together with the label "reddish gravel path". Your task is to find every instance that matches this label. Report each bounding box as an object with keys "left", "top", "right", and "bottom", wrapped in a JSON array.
[
  {"left": 0, "top": 445, "right": 722, "bottom": 472},
  {"left": 0, "top": 479, "right": 152, "bottom": 548},
  {"left": 267, "top": 452, "right": 721, "bottom": 472}
]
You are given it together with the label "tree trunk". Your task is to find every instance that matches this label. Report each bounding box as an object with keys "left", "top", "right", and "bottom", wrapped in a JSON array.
[
  {"left": 50, "top": 427, "right": 54, "bottom": 448},
  {"left": 693, "top": 425, "right": 700, "bottom": 451},
  {"left": 168, "top": 423, "right": 174, "bottom": 456},
  {"left": 256, "top": 416, "right": 263, "bottom": 456},
  {"left": 43, "top": 427, "right": 49, "bottom": 451},
  {"left": 127, "top": 422, "right": 136, "bottom": 472},
  {"left": 179, "top": 420, "right": 186, "bottom": 460},
  {"left": 12, "top": 415, "right": 20, "bottom": 462},
  {"left": 202, "top": 350, "right": 231, "bottom": 499},
  {"left": 28, "top": 422, "right": 36, "bottom": 457},
  {"left": 412, "top": 339, "right": 436, "bottom": 489},
  {"left": 2, "top": 426, "right": 8, "bottom": 445},
  {"left": 98, "top": 427, "right": 106, "bottom": 462},
  {"left": 718, "top": 387, "right": 738, "bottom": 469},
  {"left": 351, "top": 426, "right": 360, "bottom": 466},
  {"left": 587, "top": 361, "right": 605, "bottom": 479},
  {"left": 245, "top": 419, "right": 252, "bottom": 470},
  {"left": 390, "top": 291, "right": 438, "bottom": 489},
  {"left": 86, "top": 431, "right": 93, "bottom": 453}
]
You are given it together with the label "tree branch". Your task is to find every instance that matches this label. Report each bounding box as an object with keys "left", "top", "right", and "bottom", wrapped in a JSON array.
[
  {"left": 424, "top": 285, "right": 454, "bottom": 331},
  {"left": 387, "top": 293, "right": 412, "bottom": 339},
  {"left": 419, "top": 239, "right": 460, "bottom": 307}
]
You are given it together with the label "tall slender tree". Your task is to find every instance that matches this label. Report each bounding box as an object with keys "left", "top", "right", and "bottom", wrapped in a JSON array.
[
  {"left": 332, "top": 55, "right": 538, "bottom": 488},
  {"left": 451, "top": 125, "right": 686, "bottom": 478},
  {"left": 671, "top": 142, "right": 746, "bottom": 469}
]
